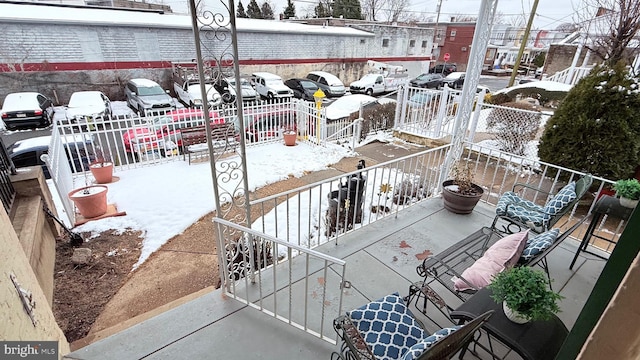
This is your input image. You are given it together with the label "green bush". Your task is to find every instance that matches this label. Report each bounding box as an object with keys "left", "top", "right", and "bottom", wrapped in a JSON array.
[{"left": 538, "top": 62, "right": 640, "bottom": 180}]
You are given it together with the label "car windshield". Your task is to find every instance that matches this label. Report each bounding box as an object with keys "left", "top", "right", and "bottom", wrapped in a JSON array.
[
  {"left": 266, "top": 79, "right": 283, "bottom": 86},
  {"left": 2, "top": 93, "right": 40, "bottom": 111},
  {"left": 445, "top": 72, "right": 464, "bottom": 80},
  {"left": 138, "top": 86, "right": 166, "bottom": 96},
  {"left": 228, "top": 79, "right": 252, "bottom": 88},
  {"left": 415, "top": 74, "right": 431, "bottom": 80},
  {"left": 360, "top": 74, "right": 380, "bottom": 82},
  {"left": 301, "top": 81, "right": 318, "bottom": 90},
  {"left": 68, "top": 92, "right": 102, "bottom": 107}
]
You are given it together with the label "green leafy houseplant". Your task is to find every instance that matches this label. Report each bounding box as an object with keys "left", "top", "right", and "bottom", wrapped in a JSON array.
[
  {"left": 488, "top": 267, "right": 562, "bottom": 322},
  {"left": 613, "top": 179, "right": 640, "bottom": 200}
]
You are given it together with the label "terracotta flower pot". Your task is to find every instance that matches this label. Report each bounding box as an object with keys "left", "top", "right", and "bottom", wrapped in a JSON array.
[
  {"left": 283, "top": 131, "right": 297, "bottom": 146},
  {"left": 69, "top": 185, "right": 108, "bottom": 218},
  {"left": 90, "top": 162, "right": 113, "bottom": 184}
]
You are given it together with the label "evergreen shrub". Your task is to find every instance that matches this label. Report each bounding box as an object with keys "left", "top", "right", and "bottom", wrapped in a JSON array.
[{"left": 538, "top": 62, "right": 640, "bottom": 180}]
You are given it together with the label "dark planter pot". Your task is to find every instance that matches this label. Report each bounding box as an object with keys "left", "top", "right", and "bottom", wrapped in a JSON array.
[{"left": 442, "top": 180, "right": 484, "bottom": 214}]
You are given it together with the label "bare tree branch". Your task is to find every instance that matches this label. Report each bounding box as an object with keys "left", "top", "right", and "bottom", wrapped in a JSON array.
[{"left": 577, "top": 0, "right": 640, "bottom": 65}]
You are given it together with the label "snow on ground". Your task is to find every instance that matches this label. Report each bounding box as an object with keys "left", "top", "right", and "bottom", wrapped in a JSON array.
[
  {"left": 59, "top": 141, "right": 354, "bottom": 268},
  {"left": 493, "top": 81, "right": 573, "bottom": 95}
]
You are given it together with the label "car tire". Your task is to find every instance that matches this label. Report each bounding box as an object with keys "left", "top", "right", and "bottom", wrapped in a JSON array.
[
  {"left": 365, "top": 88, "right": 373, "bottom": 96},
  {"left": 267, "top": 93, "right": 274, "bottom": 101}
]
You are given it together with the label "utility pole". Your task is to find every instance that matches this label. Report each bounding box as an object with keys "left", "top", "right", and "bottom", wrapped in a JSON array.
[
  {"left": 508, "top": 0, "right": 540, "bottom": 87},
  {"left": 432, "top": 0, "right": 442, "bottom": 66}
]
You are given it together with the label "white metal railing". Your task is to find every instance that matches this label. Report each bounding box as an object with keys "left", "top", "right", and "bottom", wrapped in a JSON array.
[
  {"left": 250, "top": 145, "right": 452, "bottom": 249},
  {"left": 461, "top": 142, "right": 622, "bottom": 253},
  {"left": 214, "top": 217, "right": 347, "bottom": 344},
  {"left": 395, "top": 86, "right": 468, "bottom": 139},
  {"left": 543, "top": 66, "right": 592, "bottom": 85}
]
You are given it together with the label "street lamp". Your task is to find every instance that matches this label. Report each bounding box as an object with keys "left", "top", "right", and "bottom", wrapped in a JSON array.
[{"left": 313, "top": 89, "right": 326, "bottom": 143}]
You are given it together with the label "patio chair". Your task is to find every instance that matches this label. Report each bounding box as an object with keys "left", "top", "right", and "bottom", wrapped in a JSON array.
[
  {"left": 490, "top": 174, "right": 592, "bottom": 234},
  {"left": 331, "top": 292, "right": 493, "bottom": 360}
]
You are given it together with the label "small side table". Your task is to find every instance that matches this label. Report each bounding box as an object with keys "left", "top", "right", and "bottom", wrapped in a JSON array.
[
  {"left": 450, "top": 288, "right": 568, "bottom": 360},
  {"left": 569, "top": 195, "right": 634, "bottom": 270}
]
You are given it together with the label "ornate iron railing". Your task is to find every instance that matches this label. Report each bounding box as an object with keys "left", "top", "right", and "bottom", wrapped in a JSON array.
[{"left": 0, "top": 136, "right": 16, "bottom": 214}]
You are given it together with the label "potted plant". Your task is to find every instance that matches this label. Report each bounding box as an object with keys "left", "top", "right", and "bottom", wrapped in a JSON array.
[
  {"left": 441, "top": 161, "right": 484, "bottom": 214},
  {"left": 89, "top": 149, "right": 114, "bottom": 184},
  {"left": 282, "top": 128, "right": 297, "bottom": 146},
  {"left": 488, "top": 267, "right": 562, "bottom": 324},
  {"left": 613, "top": 178, "right": 640, "bottom": 208},
  {"left": 68, "top": 185, "right": 109, "bottom": 218}
]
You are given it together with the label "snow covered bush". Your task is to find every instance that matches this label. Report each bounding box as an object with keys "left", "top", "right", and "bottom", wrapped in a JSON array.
[{"left": 538, "top": 62, "right": 640, "bottom": 180}]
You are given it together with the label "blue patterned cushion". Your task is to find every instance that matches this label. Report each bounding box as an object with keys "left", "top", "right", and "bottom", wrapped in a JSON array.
[
  {"left": 348, "top": 293, "right": 425, "bottom": 360},
  {"left": 496, "top": 191, "right": 546, "bottom": 227},
  {"left": 543, "top": 182, "right": 576, "bottom": 217},
  {"left": 401, "top": 326, "right": 462, "bottom": 360},
  {"left": 520, "top": 228, "right": 560, "bottom": 262}
]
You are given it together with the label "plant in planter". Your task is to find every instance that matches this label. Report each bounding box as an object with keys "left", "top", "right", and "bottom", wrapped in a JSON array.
[
  {"left": 613, "top": 178, "right": 640, "bottom": 208},
  {"left": 488, "top": 267, "right": 562, "bottom": 324},
  {"left": 89, "top": 149, "right": 114, "bottom": 184},
  {"left": 441, "top": 161, "right": 484, "bottom": 214},
  {"left": 68, "top": 184, "right": 109, "bottom": 218},
  {"left": 282, "top": 128, "right": 297, "bottom": 146}
]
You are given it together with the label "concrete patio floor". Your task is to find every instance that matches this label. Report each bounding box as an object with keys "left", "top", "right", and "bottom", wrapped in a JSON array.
[{"left": 64, "top": 198, "right": 607, "bottom": 360}]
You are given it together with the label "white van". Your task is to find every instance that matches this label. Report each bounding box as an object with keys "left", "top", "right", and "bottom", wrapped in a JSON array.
[
  {"left": 306, "top": 71, "right": 346, "bottom": 97},
  {"left": 250, "top": 72, "right": 294, "bottom": 100}
]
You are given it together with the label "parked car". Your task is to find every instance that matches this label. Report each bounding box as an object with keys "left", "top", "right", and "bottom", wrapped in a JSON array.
[
  {"left": 406, "top": 91, "right": 439, "bottom": 108},
  {"left": 250, "top": 72, "right": 294, "bottom": 100},
  {"left": 124, "top": 78, "right": 175, "bottom": 115},
  {"left": 122, "top": 108, "right": 224, "bottom": 156},
  {"left": 7, "top": 134, "right": 97, "bottom": 179},
  {"left": 410, "top": 73, "right": 444, "bottom": 89},
  {"left": 215, "top": 77, "right": 260, "bottom": 103},
  {"left": 63, "top": 91, "right": 112, "bottom": 126},
  {"left": 429, "top": 63, "right": 457, "bottom": 76},
  {"left": 305, "top": 71, "right": 346, "bottom": 97},
  {"left": 443, "top": 72, "right": 466, "bottom": 89},
  {"left": 284, "top": 78, "right": 319, "bottom": 101},
  {"left": 1, "top": 92, "right": 54, "bottom": 130},
  {"left": 325, "top": 94, "right": 396, "bottom": 121}
]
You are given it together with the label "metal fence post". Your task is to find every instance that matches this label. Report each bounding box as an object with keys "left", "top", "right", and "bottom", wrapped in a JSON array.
[{"left": 467, "top": 89, "right": 486, "bottom": 143}]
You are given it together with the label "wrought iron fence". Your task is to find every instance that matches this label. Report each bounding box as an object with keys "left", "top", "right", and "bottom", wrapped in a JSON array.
[
  {"left": 0, "top": 136, "right": 16, "bottom": 214},
  {"left": 214, "top": 217, "right": 347, "bottom": 344}
]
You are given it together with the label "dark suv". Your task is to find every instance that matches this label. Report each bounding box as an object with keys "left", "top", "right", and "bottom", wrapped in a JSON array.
[
  {"left": 429, "top": 64, "right": 457, "bottom": 76},
  {"left": 8, "top": 135, "right": 98, "bottom": 179}
]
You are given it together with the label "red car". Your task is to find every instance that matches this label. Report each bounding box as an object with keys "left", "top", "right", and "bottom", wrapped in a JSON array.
[{"left": 122, "top": 108, "right": 224, "bottom": 156}]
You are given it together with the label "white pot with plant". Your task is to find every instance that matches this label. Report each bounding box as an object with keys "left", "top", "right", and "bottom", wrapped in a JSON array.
[
  {"left": 613, "top": 178, "right": 640, "bottom": 208},
  {"left": 488, "top": 266, "right": 562, "bottom": 324}
]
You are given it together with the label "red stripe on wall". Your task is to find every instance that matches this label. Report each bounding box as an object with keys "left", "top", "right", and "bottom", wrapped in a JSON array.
[{"left": 0, "top": 57, "right": 432, "bottom": 72}]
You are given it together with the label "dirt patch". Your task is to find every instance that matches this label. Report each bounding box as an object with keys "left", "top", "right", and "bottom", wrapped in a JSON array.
[{"left": 53, "top": 230, "right": 143, "bottom": 343}]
